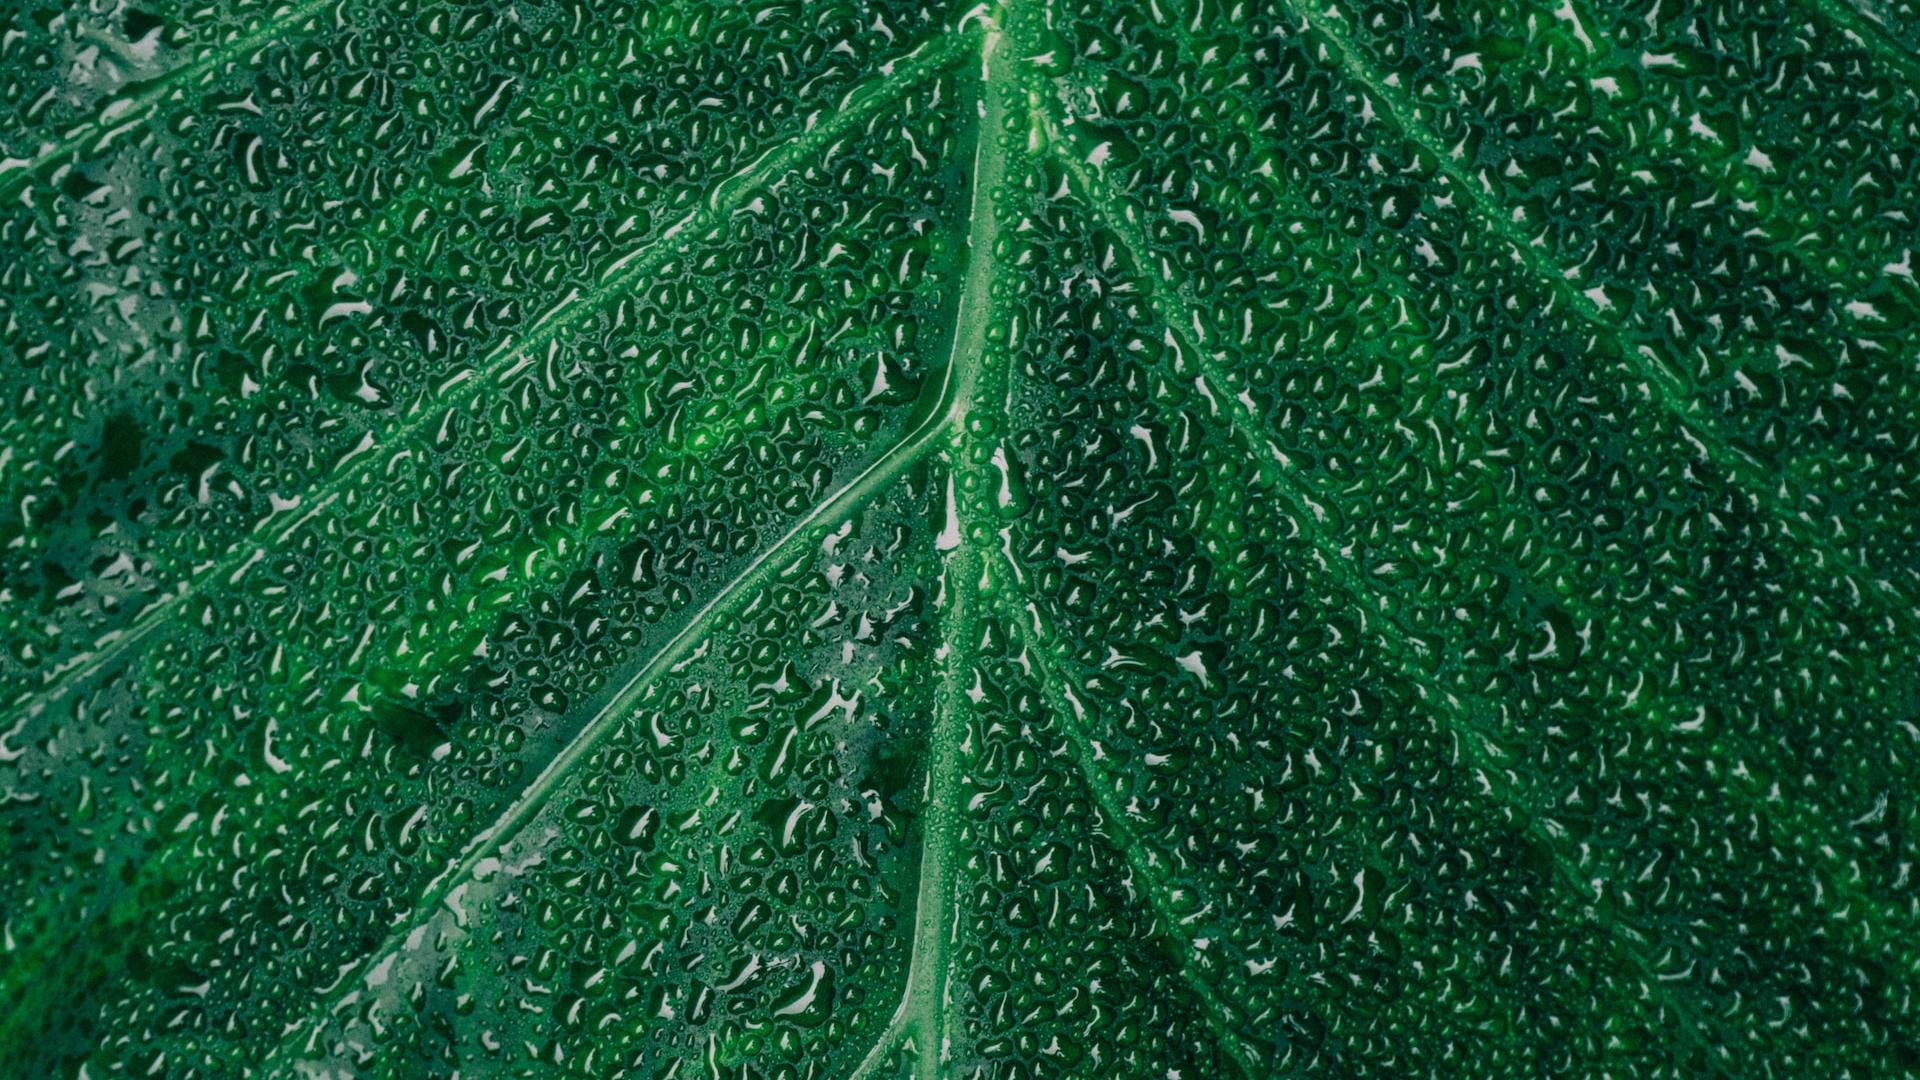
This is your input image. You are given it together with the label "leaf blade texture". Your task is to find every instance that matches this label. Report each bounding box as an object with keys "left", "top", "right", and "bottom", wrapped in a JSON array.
[{"left": 2, "top": 0, "right": 1918, "bottom": 1075}]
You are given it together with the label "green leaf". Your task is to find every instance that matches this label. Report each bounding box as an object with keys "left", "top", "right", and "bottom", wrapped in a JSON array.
[{"left": 2, "top": 0, "right": 1918, "bottom": 1075}]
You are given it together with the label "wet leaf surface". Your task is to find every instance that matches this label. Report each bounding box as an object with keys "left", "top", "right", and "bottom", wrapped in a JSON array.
[{"left": 2, "top": 0, "right": 1918, "bottom": 1075}]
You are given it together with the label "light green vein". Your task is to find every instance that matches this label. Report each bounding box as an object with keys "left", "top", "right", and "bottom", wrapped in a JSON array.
[
  {"left": 900, "top": 532, "right": 978, "bottom": 1080},
  {"left": 0, "top": 0, "right": 344, "bottom": 202},
  {"left": 258, "top": 28, "right": 990, "bottom": 1068},
  {"left": 988, "top": 572, "right": 1266, "bottom": 1079},
  {"left": 1124, "top": 4, "right": 1920, "bottom": 953},
  {"left": 1040, "top": 106, "right": 1737, "bottom": 1074},
  {"left": 1277, "top": 0, "right": 1913, "bottom": 622},
  {"left": 260, "top": 262, "right": 973, "bottom": 1070},
  {"left": 884, "top": 52, "right": 1269, "bottom": 1079},
  {"left": 846, "top": 18, "right": 1006, "bottom": 1077},
  {"left": 0, "top": 27, "right": 971, "bottom": 737},
  {"left": 845, "top": 529, "right": 972, "bottom": 1080}
]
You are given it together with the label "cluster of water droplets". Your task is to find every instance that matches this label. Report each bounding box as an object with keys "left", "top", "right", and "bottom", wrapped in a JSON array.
[{"left": 1, "top": 0, "right": 1918, "bottom": 1076}]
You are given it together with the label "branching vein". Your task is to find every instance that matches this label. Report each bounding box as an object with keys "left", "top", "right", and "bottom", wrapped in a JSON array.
[{"left": 0, "top": 27, "right": 970, "bottom": 737}]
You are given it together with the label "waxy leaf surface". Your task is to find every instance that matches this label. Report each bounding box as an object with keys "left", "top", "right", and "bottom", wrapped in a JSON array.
[{"left": 2, "top": 0, "right": 1919, "bottom": 1075}]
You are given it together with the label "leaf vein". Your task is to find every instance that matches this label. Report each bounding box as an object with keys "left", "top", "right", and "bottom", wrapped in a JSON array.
[
  {"left": 0, "top": 0, "right": 345, "bottom": 202},
  {"left": 990, "top": 576, "right": 1267, "bottom": 1078},
  {"left": 0, "top": 27, "right": 970, "bottom": 740},
  {"left": 1277, "top": 0, "right": 1915, "bottom": 624},
  {"left": 261, "top": 343, "right": 961, "bottom": 1068},
  {"left": 1041, "top": 105, "right": 1739, "bottom": 1074}
]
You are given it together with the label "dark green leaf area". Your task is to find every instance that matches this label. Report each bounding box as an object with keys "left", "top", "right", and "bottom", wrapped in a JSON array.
[{"left": 2, "top": 0, "right": 1918, "bottom": 1077}]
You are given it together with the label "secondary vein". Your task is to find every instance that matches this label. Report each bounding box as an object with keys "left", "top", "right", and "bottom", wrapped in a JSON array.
[
  {"left": 0, "top": 0, "right": 345, "bottom": 202},
  {"left": 845, "top": 15, "right": 1009, "bottom": 1080},
  {"left": 1276, "top": 0, "right": 1914, "bottom": 624},
  {"left": 1039, "top": 103, "right": 1741, "bottom": 1075},
  {"left": 0, "top": 26, "right": 971, "bottom": 742},
  {"left": 242, "top": 31, "right": 983, "bottom": 1070}
]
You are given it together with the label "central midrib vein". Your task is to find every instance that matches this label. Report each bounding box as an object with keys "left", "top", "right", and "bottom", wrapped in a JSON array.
[
  {"left": 847, "top": 14, "right": 1012, "bottom": 1080},
  {"left": 912, "top": 19, "right": 1009, "bottom": 1080}
]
